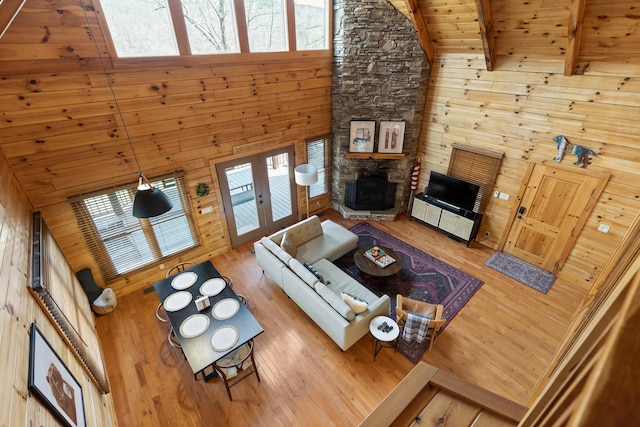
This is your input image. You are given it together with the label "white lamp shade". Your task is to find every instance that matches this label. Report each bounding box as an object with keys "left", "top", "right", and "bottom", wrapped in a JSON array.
[{"left": 294, "top": 164, "right": 319, "bottom": 186}]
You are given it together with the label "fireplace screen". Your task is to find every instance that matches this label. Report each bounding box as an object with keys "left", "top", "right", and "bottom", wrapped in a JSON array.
[{"left": 345, "top": 177, "right": 396, "bottom": 210}]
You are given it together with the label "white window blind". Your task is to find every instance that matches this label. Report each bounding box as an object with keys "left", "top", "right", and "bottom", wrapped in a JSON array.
[
  {"left": 307, "top": 135, "right": 331, "bottom": 198},
  {"left": 448, "top": 144, "right": 503, "bottom": 213},
  {"left": 71, "top": 175, "right": 199, "bottom": 281}
]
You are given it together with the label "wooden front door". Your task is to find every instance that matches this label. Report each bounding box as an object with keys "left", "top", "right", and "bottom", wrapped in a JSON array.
[{"left": 504, "top": 164, "right": 608, "bottom": 274}]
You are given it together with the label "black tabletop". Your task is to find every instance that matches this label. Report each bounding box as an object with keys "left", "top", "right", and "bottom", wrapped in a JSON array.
[{"left": 153, "top": 261, "right": 263, "bottom": 375}]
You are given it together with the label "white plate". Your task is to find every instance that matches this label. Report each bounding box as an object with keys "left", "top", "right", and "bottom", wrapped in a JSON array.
[
  {"left": 212, "top": 298, "right": 240, "bottom": 320},
  {"left": 200, "top": 278, "right": 226, "bottom": 297},
  {"left": 163, "top": 291, "right": 192, "bottom": 312},
  {"left": 179, "top": 314, "right": 210, "bottom": 339},
  {"left": 171, "top": 271, "right": 198, "bottom": 290},
  {"left": 210, "top": 325, "right": 239, "bottom": 352}
]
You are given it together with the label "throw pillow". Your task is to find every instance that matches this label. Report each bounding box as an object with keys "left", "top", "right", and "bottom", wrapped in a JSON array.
[
  {"left": 280, "top": 232, "right": 297, "bottom": 257},
  {"left": 303, "top": 262, "right": 325, "bottom": 284},
  {"left": 341, "top": 292, "right": 368, "bottom": 314}
]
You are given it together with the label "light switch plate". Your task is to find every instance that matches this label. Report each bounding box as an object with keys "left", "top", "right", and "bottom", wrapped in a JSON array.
[
  {"left": 499, "top": 192, "right": 510, "bottom": 200},
  {"left": 598, "top": 224, "right": 611, "bottom": 233}
]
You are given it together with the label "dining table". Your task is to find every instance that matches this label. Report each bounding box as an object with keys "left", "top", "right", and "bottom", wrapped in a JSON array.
[{"left": 153, "top": 260, "right": 263, "bottom": 380}]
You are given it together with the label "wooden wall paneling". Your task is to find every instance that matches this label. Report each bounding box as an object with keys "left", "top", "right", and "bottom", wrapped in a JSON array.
[
  {"left": 0, "top": 46, "right": 332, "bottom": 295},
  {"left": 0, "top": 0, "right": 26, "bottom": 39},
  {"left": 0, "top": 150, "right": 118, "bottom": 426},
  {"left": 421, "top": 53, "right": 640, "bottom": 286}
]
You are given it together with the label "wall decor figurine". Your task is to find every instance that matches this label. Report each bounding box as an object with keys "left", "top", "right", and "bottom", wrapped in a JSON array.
[
  {"left": 552, "top": 135, "right": 597, "bottom": 168},
  {"left": 553, "top": 135, "right": 570, "bottom": 162},
  {"left": 572, "top": 144, "right": 598, "bottom": 168}
]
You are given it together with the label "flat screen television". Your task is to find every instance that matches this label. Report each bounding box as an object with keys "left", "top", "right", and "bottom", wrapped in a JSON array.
[{"left": 425, "top": 171, "right": 480, "bottom": 212}]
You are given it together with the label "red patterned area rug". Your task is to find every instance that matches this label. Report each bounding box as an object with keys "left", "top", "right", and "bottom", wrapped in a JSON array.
[{"left": 334, "top": 222, "right": 484, "bottom": 362}]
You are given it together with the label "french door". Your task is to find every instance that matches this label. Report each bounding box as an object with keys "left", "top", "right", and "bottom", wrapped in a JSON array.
[{"left": 215, "top": 146, "right": 297, "bottom": 247}]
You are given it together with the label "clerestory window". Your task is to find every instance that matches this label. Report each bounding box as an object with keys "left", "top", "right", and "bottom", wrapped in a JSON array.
[{"left": 97, "top": 0, "right": 329, "bottom": 58}]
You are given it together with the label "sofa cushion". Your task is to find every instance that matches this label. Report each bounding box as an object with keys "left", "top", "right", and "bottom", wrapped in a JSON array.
[
  {"left": 315, "top": 282, "right": 355, "bottom": 321},
  {"left": 260, "top": 237, "right": 293, "bottom": 264},
  {"left": 280, "top": 232, "right": 297, "bottom": 257},
  {"left": 303, "top": 262, "right": 325, "bottom": 284},
  {"left": 341, "top": 292, "right": 368, "bottom": 314},
  {"left": 279, "top": 216, "right": 324, "bottom": 247},
  {"left": 311, "top": 259, "right": 379, "bottom": 304},
  {"left": 297, "top": 220, "right": 358, "bottom": 263},
  {"left": 288, "top": 258, "right": 318, "bottom": 287}
]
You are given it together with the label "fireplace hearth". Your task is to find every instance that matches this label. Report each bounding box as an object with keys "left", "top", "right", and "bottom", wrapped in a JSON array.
[{"left": 345, "top": 176, "right": 397, "bottom": 210}]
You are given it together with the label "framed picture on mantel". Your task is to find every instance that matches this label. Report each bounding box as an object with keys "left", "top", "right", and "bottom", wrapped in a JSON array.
[
  {"left": 377, "top": 121, "right": 405, "bottom": 154},
  {"left": 349, "top": 121, "right": 375, "bottom": 153}
]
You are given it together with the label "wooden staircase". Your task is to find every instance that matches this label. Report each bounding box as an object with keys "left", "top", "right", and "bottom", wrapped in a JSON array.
[{"left": 359, "top": 362, "right": 527, "bottom": 426}]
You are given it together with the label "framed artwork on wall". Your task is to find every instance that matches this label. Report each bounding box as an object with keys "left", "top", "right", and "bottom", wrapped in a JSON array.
[
  {"left": 349, "top": 121, "right": 375, "bottom": 153},
  {"left": 28, "top": 323, "right": 86, "bottom": 427},
  {"left": 377, "top": 121, "right": 405, "bottom": 154}
]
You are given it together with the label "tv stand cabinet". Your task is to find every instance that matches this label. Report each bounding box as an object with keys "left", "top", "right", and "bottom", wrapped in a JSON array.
[{"left": 410, "top": 193, "right": 482, "bottom": 246}]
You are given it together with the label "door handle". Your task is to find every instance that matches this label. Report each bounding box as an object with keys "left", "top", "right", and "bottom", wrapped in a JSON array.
[{"left": 517, "top": 206, "right": 526, "bottom": 218}]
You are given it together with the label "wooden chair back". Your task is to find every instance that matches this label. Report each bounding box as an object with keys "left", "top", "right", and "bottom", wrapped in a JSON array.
[{"left": 395, "top": 294, "right": 446, "bottom": 351}]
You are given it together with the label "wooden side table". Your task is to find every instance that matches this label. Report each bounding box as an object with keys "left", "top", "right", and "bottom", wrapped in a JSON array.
[{"left": 369, "top": 315, "right": 399, "bottom": 361}]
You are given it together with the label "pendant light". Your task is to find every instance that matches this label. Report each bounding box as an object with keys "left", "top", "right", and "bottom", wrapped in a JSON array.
[
  {"left": 132, "top": 173, "right": 173, "bottom": 218},
  {"left": 81, "top": 0, "right": 172, "bottom": 218}
]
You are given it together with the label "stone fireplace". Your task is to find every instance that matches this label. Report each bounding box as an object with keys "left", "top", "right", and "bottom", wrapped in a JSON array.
[{"left": 331, "top": 0, "right": 430, "bottom": 220}]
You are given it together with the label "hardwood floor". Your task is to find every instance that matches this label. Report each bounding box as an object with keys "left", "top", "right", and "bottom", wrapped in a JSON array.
[{"left": 95, "top": 210, "right": 588, "bottom": 426}]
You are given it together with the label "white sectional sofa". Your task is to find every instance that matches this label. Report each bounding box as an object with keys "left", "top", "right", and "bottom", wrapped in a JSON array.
[{"left": 254, "top": 216, "right": 390, "bottom": 351}]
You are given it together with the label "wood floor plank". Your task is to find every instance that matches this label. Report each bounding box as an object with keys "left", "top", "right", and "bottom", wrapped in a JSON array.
[{"left": 95, "top": 210, "right": 587, "bottom": 426}]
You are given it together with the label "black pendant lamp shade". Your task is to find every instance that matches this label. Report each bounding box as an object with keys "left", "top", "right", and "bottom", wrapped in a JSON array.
[{"left": 132, "top": 174, "right": 173, "bottom": 218}]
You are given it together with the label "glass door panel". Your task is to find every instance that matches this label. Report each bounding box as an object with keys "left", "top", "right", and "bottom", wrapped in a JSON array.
[
  {"left": 266, "top": 153, "right": 292, "bottom": 222},
  {"left": 215, "top": 146, "right": 297, "bottom": 247},
  {"left": 225, "top": 162, "right": 260, "bottom": 237}
]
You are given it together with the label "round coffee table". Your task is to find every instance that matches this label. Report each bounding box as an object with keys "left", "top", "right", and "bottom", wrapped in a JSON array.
[{"left": 354, "top": 245, "right": 403, "bottom": 277}]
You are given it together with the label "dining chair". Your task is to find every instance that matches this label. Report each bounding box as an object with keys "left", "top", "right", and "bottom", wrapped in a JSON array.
[
  {"left": 155, "top": 261, "right": 197, "bottom": 323},
  {"left": 211, "top": 340, "right": 260, "bottom": 401},
  {"left": 395, "top": 294, "right": 446, "bottom": 351},
  {"left": 223, "top": 275, "right": 248, "bottom": 307}
]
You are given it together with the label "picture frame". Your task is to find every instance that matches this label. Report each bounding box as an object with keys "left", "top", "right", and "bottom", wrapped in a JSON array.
[
  {"left": 349, "top": 121, "right": 376, "bottom": 153},
  {"left": 28, "top": 323, "right": 86, "bottom": 427},
  {"left": 377, "top": 121, "right": 405, "bottom": 154}
]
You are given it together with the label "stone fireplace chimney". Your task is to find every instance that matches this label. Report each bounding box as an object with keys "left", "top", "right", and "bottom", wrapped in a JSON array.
[{"left": 331, "top": 0, "right": 430, "bottom": 219}]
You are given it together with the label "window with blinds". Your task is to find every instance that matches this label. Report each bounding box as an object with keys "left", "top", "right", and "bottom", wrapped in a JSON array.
[
  {"left": 447, "top": 144, "right": 503, "bottom": 213},
  {"left": 307, "top": 135, "right": 331, "bottom": 198},
  {"left": 71, "top": 175, "right": 199, "bottom": 281}
]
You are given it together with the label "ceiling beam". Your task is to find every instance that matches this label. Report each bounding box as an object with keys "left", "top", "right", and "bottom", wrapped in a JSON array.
[
  {"left": 565, "top": 0, "right": 587, "bottom": 76},
  {"left": 476, "top": 0, "right": 496, "bottom": 71},
  {"left": 0, "top": 0, "right": 26, "bottom": 40},
  {"left": 403, "top": 0, "right": 435, "bottom": 65}
]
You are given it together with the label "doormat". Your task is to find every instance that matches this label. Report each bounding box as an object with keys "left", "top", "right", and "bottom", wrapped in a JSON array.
[
  {"left": 334, "top": 222, "right": 484, "bottom": 362},
  {"left": 484, "top": 252, "right": 556, "bottom": 294}
]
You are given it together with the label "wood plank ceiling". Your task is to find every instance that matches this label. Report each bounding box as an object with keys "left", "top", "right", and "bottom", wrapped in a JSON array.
[{"left": 388, "top": 0, "right": 639, "bottom": 76}]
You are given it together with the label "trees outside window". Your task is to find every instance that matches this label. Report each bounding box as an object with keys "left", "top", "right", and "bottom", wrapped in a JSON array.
[{"left": 97, "top": 0, "right": 329, "bottom": 57}]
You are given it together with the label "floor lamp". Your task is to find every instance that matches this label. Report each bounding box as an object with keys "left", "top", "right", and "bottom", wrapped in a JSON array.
[{"left": 294, "top": 164, "right": 318, "bottom": 219}]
